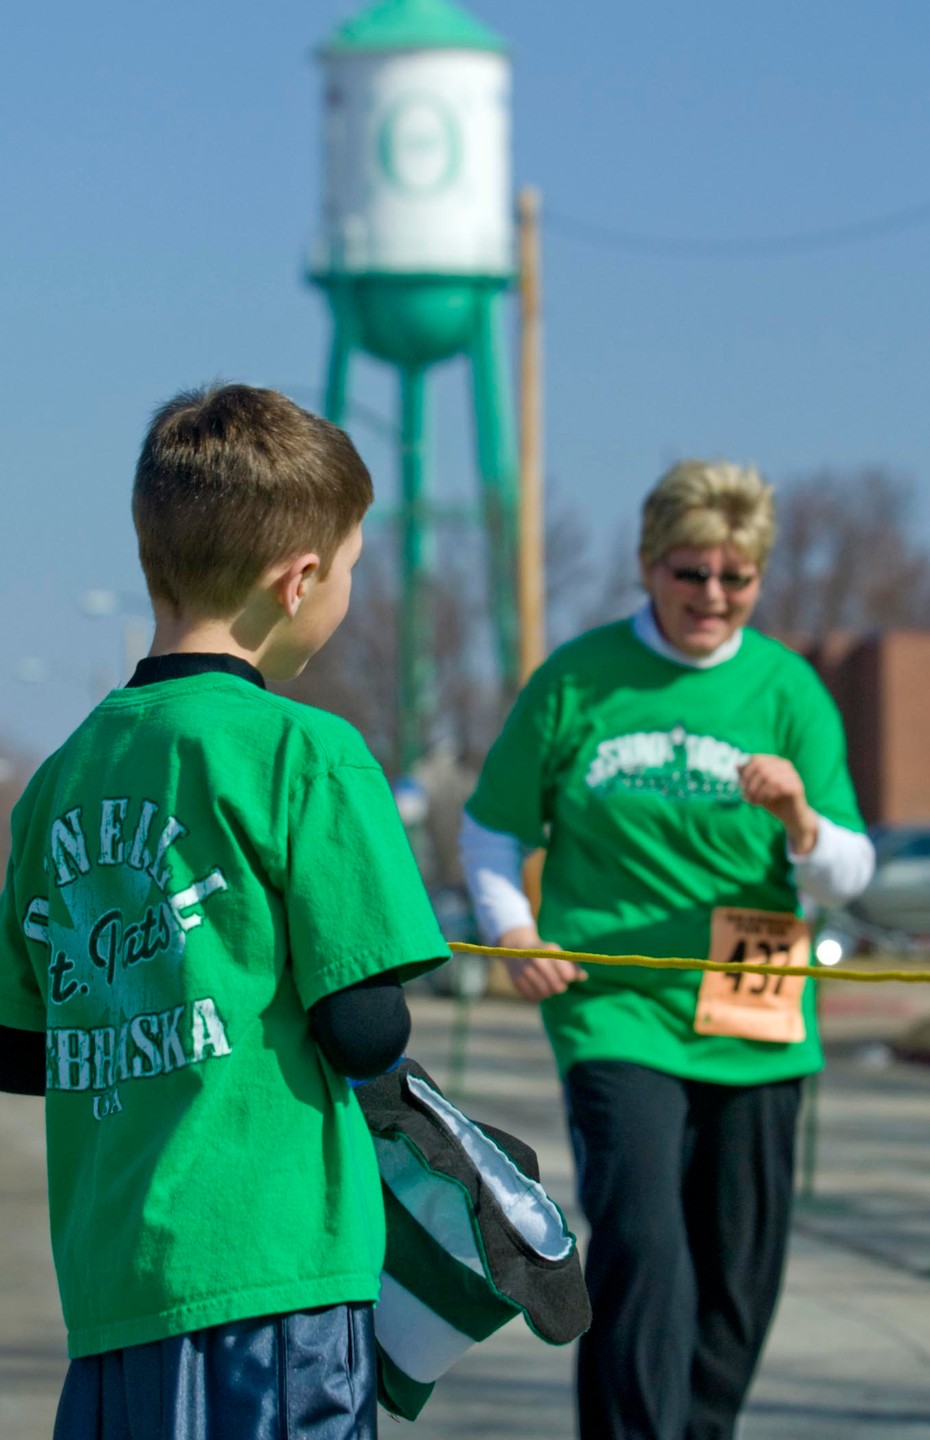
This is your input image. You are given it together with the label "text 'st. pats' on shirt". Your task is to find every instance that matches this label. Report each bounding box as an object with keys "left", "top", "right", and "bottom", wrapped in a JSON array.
[{"left": 0, "top": 673, "right": 449, "bottom": 1357}]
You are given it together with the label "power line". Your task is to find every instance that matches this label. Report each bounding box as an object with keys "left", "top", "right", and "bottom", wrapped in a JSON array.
[{"left": 544, "top": 197, "right": 930, "bottom": 260}]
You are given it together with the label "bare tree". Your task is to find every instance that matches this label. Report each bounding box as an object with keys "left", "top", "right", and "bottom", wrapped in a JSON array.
[
  {"left": 280, "top": 484, "right": 611, "bottom": 773},
  {"left": 584, "top": 535, "right": 642, "bottom": 633},
  {"left": 279, "top": 540, "right": 400, "bottom": 765},
  {"left": 544, "top": 488, "right": 600, "bottom": 647},
  {"left": 755, "top": 469, "right": 930, "bottom": 638},
  {"left": 279, "top": 523, "right": 511, "bottom": 773},
  {"left": 522, "top": 480, "right": 641, "bottom": 646}
]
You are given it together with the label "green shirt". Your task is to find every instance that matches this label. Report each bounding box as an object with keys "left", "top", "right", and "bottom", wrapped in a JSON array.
[
  {"left": 467, "top": 621, "right": 865, "bottom": 1085},
  {"left": 0, "top": 674, "right": 449, "bottom": 1357}
]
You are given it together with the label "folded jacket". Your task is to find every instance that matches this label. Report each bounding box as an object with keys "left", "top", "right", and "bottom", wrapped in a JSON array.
[{"left": 355, "top": 1057, "right": 591, "bottom": 1420}]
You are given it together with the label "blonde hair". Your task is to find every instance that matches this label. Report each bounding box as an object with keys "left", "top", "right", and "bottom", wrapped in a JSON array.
[
  {"left": 639, "top": 460, "right": 776, "bottom": 569},
  {"left": 133, "top": 384, "right": 373, "bottom": 616}
]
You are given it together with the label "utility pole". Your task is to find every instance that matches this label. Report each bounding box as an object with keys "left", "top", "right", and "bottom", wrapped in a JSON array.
[
  {"left": 517, "top": 187, "right": 547, "bottom": 920},
  {"left": 517, "top": 186, "right": 545, "bottom": 683}
]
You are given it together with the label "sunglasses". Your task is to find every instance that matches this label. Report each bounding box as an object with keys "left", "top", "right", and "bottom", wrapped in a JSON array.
[{"left": 663, "top": 562, "right": 758, "bottom": 593}]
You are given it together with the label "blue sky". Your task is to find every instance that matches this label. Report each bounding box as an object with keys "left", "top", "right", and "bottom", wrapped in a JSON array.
[{"left": 3, "top": 0, "right": 930, "bottom": 757}]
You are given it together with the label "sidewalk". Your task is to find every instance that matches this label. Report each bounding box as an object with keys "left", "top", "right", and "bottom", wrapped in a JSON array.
[
  {"left": 402, "top": 987, "right": 930, "bottom": 1440},
  {"left": 0, "top": 1091, "right": 62, "bottom": 1440},
  {"left": 2, "top": 980, "right": 930, "bottom": 1439}
]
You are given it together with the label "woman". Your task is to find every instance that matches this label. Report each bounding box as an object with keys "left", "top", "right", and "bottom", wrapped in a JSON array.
[{"left": 460, "top": 461, "right": 874, "bottom": 1440}]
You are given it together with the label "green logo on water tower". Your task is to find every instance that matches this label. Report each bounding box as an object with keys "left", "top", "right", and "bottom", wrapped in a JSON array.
[{"left": 377, "top": 92, "right": 462, "bottom": 195}]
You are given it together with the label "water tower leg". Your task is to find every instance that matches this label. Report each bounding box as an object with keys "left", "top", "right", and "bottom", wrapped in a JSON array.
[
  {"left": 471, "top": 289, "right": 519, "bottom": 690},
  {"left": 398, "top": 365, "right": 435, "bottom": 772},
  {"left": 323, "top": 286, "right": 354, "bottom": 425}
]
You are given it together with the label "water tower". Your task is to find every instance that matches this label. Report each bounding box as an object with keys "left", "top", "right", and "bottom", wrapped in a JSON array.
[{"left": 308, "top": 0, "right": 518, "bottom": 769}]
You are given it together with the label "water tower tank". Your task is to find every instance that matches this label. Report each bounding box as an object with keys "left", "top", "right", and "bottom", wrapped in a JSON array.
[
  {"left": 308, "top": 0, "right": 520, "bottom": 766},
  {"left": 315, "top": 0, "right": 513, "bottom": 365}
]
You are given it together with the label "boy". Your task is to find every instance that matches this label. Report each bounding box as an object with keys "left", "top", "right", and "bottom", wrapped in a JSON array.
[{"left": 0, "top": 384, "right": 450, "bottom": 1439}]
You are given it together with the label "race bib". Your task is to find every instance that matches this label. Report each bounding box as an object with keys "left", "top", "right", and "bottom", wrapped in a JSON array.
[{"left": 693, "top": 907, "right": 810, "bottom": 1044}]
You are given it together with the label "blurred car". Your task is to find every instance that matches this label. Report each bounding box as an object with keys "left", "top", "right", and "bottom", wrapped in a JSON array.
[
  {"left": 850, "top": 824, "right": 930, "bottom": 936},
  {"left": 815, "top": 823, "right": 930, "bottom": 962}
]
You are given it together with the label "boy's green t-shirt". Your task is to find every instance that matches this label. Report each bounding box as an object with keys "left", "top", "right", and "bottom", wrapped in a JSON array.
[
  {"left": 0, "top": 674, "right": 449, "bottom": 1358},
  {"left": 467, "top": 621, "right": 865, "bottom": 1085}
]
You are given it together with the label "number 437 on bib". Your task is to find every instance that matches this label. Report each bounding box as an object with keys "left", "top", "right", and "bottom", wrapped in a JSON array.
[{"left": 694, "top": 907, "right": 811, "bottom": 1044}]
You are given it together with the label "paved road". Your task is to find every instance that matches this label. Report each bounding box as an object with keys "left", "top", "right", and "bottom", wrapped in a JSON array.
[
  {"left": 0, "top": 1092, "right": 63, "bottom": 1440},
  {"left": 405, "top": 989, "right": 930, "bottom": 1440},
  {"left": 3, "top": 980, "right": 930, "bottom": 1439}
]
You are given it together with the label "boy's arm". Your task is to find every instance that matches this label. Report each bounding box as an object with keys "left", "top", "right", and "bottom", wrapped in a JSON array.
[
  {"left": 309, "top": 972, "right": 410, "bottom": 1079},
  {"left": 0, "top": 985, "right": 409, "bottom": 1091},
  {"left": 0, "top": 980, "right": 411, "bottom": 1089},
  {"left": 0, "top": 1025, "right": 45, "bottom": 1095}
]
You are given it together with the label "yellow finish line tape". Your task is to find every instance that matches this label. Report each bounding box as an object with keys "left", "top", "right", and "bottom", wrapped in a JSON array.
[{"left": 448, "top": 941, "right": 930, "bottom": 984}]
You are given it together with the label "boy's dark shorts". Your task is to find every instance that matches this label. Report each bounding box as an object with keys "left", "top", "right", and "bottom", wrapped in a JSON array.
[{"left": 54, "top": 1303, "right": 377, "bottom": 1440}]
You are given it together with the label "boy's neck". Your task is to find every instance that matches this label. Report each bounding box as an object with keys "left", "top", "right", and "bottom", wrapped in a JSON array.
[{"left": 149, "top": 612, "right": 270, "bottom": 675}]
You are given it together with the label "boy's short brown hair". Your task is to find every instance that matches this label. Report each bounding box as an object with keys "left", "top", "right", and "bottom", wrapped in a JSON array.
[{"left": 133, "top": 384, "right": 373, "bottom": 615}]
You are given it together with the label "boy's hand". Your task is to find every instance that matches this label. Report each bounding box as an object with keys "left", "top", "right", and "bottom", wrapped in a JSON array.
[
  {"left": 738, "top": 754, "right": 819, "bottom": 855},
  {"left": 496, "top": 925, "right": 588, "bottom": 1002}
]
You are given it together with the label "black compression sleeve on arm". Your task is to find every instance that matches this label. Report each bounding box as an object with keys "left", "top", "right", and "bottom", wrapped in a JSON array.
[
  {"left": 309, "top": 972, "right": 411, "bottom": 1079},
  {"left": 0, "top": 1025, "right": 46, "bottom": 1095}
]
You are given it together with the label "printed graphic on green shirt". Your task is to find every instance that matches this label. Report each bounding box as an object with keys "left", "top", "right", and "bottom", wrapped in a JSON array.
[
  {"left": 584, "top": 724, "right": 747, "bottom": 804},
  {"left": 28, "top": 797, "right": 232, "bottom": 1117}
]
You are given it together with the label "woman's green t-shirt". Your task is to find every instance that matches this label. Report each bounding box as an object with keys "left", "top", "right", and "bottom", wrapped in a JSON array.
[
  {"left": 0, "top": 674, "right": 449, "bottom": 1357},
  {"left": 467, "top": 622, "right": 865, "bottom": 1085}
]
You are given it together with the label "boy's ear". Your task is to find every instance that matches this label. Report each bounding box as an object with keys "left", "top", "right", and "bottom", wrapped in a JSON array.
[{"left": 275, "top": 552, "right": 321, "bottom": 619}]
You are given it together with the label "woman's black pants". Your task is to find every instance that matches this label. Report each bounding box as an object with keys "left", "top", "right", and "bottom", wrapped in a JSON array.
[{"left": 564, "top": 1060, "right": 802, "bottom": 1440}]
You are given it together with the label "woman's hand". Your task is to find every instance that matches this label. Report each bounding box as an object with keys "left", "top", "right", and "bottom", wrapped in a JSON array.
[
  {"left": 496, "top": 925, "right": 588, "bottom": 1002},
  {"left": 738, "top": 755, "right": 819, "bottom": 854}
]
